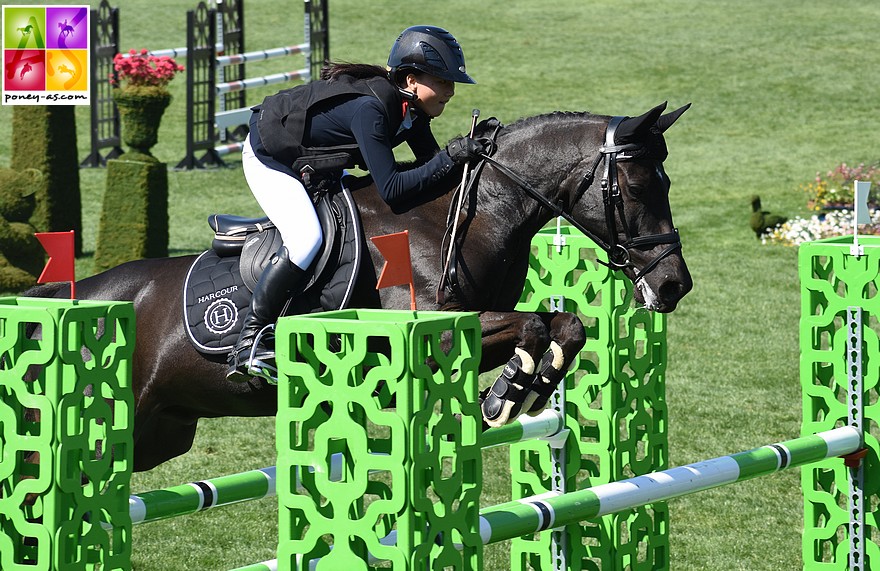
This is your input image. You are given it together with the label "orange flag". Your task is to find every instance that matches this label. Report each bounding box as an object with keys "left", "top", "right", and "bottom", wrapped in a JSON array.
[
  {"left": 35, "top": 230, "right": 76, "bottom": 299},
  {"left": 371, "top": 230, "right": 416, "bottom": 310}
]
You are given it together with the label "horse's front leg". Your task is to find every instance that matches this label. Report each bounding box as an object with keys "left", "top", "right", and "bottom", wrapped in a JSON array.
[{"left": 477, "top": 311, "right": 585, "bottom": 428}]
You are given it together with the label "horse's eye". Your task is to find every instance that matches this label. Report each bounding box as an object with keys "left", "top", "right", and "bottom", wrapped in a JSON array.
[{"left": 628, "top": 184, "right": 646, "bottom": 196}]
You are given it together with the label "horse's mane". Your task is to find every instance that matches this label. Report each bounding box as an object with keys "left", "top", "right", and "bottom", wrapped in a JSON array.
[
  {"left": 507, "top": 110, "right": 593, "bottom": 128},
  {"left": 477, "top": 111, "right": 604, "bottom": 140},
  {"left": 488, "top": 110, "right": 669, "bottom": 161}
]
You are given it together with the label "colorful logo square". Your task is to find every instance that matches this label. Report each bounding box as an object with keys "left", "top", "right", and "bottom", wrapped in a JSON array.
[
  {"left": 4, "top": 48, "right": 44, "bottom": 90},
  {"left": 2, "top": 5, "right": 90, "bottom": 105},
  {"left": 46, "top": 6, "right": 88, "bottom": 50}
]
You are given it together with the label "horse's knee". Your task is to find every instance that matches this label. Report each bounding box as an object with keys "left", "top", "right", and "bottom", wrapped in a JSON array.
[
  {"left": 517, "top": 313, "right": 552, "bottom": 353},
  {"left": 551, "top": 311, "right": 586, "bottom": 353}
]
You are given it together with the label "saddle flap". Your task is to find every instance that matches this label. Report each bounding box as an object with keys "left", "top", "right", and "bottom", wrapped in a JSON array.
[{"left": 305, "top": 192, "right": 339, "bottom": 290}]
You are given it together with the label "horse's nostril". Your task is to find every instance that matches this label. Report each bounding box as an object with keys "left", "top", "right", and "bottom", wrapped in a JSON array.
[{"left": 658, "top": 279, "right": 687, "bottom": 304}]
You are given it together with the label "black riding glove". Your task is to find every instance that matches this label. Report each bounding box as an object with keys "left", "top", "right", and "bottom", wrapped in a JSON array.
[{"left": 445, "top": 136, "right": 487, "bottom": 165}]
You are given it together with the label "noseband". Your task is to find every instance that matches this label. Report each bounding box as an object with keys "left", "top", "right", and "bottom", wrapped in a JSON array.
[{"left": 480, "top": 116, "right": 682, "bottom": 282}]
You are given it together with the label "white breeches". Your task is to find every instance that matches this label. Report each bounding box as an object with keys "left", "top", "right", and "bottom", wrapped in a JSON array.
[{"left": 241, "top": 135, "right": 323, "bottom": 269}]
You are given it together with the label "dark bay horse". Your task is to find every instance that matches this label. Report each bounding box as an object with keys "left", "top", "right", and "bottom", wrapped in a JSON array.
[{"left": 25, "top": 102, "right": 692, "bottom": 471}]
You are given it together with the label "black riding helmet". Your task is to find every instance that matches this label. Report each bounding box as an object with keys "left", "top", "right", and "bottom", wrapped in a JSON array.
[{"left": 387, "top": 25, "right": 475, "bottom": 84}]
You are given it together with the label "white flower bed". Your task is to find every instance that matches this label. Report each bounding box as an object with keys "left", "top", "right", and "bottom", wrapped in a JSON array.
[{"left": 761, "top": 209, "right": 880, "bottom": 246}]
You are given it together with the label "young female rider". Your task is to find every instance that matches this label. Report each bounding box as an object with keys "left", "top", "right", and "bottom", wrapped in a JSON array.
[{"left": 227, "top": 25, "right": 486, "bottom": 382}]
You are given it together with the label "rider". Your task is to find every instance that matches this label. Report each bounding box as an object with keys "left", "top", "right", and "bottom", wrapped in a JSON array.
[{"left": 227, "top": 25, "right": 487, "bottom": 382}]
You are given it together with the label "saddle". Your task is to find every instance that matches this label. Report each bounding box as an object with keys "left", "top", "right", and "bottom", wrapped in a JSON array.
[{"left": 182, "top": 182, "right": 364, "bottom": 355}]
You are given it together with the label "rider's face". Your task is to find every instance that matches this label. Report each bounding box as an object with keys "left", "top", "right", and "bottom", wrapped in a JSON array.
[{"left": 405, "top": 73, "right": 455, "bottom": 118}]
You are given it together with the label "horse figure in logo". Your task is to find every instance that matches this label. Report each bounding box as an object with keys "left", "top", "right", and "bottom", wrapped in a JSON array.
[{"left": 24, "top": 102, "right": 693, "bottom": 471}]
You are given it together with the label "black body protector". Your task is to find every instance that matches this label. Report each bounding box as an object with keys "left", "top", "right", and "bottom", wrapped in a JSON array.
[{"left": 255, "top": 74, "right": 406, "bottom": 176}]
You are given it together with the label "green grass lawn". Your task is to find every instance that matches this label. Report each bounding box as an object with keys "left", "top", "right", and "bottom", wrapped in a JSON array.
[{"left": 2, "top": 0, "right": 879, "bottom": 569}]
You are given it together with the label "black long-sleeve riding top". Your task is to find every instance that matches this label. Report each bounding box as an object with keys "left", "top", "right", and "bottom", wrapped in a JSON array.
[{"left": 250, "top": 74, "right": 455, "bottom": 209}]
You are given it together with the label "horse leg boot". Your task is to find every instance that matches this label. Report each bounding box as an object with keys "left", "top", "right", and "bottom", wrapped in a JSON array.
[
  {"left": 521, "top": 342, "right": 571, "bottom": 414},
  {"left": 480, "top": 348, "right": 537, "bottom": 428},
  {"left": 226, "top": 246, "right": 306, "bottom": 383}
]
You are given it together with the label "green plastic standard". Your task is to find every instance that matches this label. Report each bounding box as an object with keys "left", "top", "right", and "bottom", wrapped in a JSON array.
[
  {"left": 799, "top": 236, "right": 880, "bottom": 569},
  {"left": 275, "top": 309, "right": 482, "bottom": 571},
  {"left": 514, "top": 225, "right": 669, "bottom": 569},
  {"left": 0, "top": 297, "right": 135, "bottom": 571}
]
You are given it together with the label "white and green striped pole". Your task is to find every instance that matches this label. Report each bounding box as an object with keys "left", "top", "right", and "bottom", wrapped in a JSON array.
[
  {"left": 102, "top": 467, "right": 278, "bottom": 529},
  {"left": 109, "top": 411, "right": 567, "bottom": 529},
  {"left": 477, "top": 426, "right": 860, "bottom": 544},
  {"left": 229, "top": 427, "right": 859, "bottom": 570}
]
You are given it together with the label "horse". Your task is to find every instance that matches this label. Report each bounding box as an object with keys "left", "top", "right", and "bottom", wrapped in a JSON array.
[{"left": 23, "top": 101, "right": 693, "bottom": 472}]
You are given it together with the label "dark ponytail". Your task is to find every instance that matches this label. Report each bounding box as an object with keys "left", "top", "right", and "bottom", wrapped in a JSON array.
[{"left": 320, "top": 61, "right": 389, "bottom": 81}]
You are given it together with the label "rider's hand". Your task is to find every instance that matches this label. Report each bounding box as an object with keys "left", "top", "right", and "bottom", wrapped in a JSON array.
[{"left": 445, "top": 136, "right": 488, "bottom": 165}]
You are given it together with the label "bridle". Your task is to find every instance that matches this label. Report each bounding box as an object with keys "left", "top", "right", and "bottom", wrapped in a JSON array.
[{"left": 477, "top": 116, "right": 682, "bottom": 281}]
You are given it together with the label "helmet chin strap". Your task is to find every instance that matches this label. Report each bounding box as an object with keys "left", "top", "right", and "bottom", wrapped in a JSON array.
[{"left": 397, "top": 87, "right": 416, "bottom": 102}]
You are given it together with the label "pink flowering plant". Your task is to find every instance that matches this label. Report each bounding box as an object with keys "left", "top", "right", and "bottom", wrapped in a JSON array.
[
  {"left": 762, "top": 161, "right": 880, "bottom": 246},
  {"left": 802, "top": 162, "right": 880, "bottom": 211},
  {"left": 110, "top": 49, "right": 184, "bottom": 94}
]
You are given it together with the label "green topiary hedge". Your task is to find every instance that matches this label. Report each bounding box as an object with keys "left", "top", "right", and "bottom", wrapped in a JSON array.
[
  {"left": 92, "top": 156, "right": 168, "bottom": 273},
  {"left": 10, "top": 106, "right": 83, "bottom": 256},
  {"left": 0, "top": 168, "right": 46, "bottom": 292}
]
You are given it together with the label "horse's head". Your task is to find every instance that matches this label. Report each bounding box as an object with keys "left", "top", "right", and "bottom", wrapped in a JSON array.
[
  {"left": 569, "top": 102, "right": 693, "bottom": 312},
  {"left": 493, "top": 103, "right": 693, "bottom": 312}
]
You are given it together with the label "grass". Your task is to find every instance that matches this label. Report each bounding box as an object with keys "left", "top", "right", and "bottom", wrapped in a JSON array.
[{"left": 2, "top": 0, "right": 879, "bottom": 569}]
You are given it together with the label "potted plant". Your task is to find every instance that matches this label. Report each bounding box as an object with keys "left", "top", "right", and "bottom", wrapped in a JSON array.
[{"left": 110, "top": 49, "right": 184, "bottom": 158}]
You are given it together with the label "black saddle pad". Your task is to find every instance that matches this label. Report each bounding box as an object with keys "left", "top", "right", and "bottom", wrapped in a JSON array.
[
  {"left": 183, "top": 251, "right": 252, "bottom": 354},
  {"left": 183, "top": 184, "right": 364, "bottom": 356}
]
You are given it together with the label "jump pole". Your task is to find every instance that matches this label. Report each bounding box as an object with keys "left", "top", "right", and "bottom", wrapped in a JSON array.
[
  {"left": 109, "top": 410, "right": 567, "bottom": 529},
  {"left": 229, "top": 426, "right": 860, "bottom": 570},
  {"left": 478, "top": 426, "right": 860, "bottom": 545}
]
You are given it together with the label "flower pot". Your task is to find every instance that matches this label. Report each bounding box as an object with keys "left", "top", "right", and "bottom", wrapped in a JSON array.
[{"left": 113, "top": 88, "right": 172, "bottom": 157}]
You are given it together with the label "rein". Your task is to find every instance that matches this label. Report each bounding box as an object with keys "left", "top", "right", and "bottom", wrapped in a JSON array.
[{"left": 470, "top": 116, "right": 681, "bottom": 283}]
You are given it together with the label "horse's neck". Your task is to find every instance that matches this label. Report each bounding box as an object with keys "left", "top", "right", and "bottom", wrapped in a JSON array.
[{"left": 476, "top": 116, "right": 598, "bottom": 235}]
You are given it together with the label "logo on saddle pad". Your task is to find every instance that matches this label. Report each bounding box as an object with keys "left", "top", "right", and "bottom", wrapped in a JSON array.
[{"left": 204, "top": 296, "right": 239, "bottom": 335}]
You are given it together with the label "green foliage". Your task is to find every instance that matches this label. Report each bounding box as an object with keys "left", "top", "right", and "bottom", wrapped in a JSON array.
[
  {"left": 0, "top": 168, "right": 44, "bottom": 290},
  {"left": 93, "top": 158, "right": 168, "bottom": 272},
  {"left": 10, "top": 105, "right": 83, "bottom": 255}
]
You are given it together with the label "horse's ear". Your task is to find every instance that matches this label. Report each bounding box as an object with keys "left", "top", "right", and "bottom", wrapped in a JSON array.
[
  {"left": 655, "top": 103, "right": 691, "bottom": 133},
  {"left": 615, "top": 102, "right": 668, "bottom": 142}
]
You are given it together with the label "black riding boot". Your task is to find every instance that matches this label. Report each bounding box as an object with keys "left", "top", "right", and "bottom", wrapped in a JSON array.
[{"left": 226, "top": 246, "right": 306, "bottom": 383}]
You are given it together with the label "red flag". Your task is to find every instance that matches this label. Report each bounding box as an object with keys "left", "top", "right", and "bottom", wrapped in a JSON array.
[
  {"left": 35, "top": 231, "right": 76, "bottom": 299},
  {"left": 371, "top": 230, "right": 416, "bottom": 310}
]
